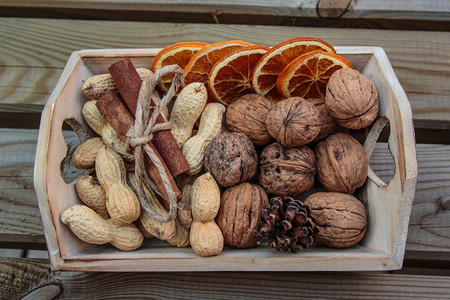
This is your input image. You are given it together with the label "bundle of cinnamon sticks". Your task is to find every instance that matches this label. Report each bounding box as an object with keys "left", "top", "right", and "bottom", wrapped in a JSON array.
[{"left": 95, "top": 59, "right": 190, "bottom": 209}]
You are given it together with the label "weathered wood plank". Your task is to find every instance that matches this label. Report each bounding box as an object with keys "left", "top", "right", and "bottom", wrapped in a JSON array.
[
  {"left": 1, "top": 258, "right": 450, "bottom": 299},
  {"left": 0, "top": 129, "right": 45, "bottom": 245},
  {"left": 370, "top": 144, "right": 450, "bottom": 253},
  {"left": 1, "top": 0, "right": 449, "bottom": 21},
  {"left": 0, "top": 18, "right": 449, "bottom": 129},
  {"left": 0, "top": 129, "right": 449, "bottom": 256}
]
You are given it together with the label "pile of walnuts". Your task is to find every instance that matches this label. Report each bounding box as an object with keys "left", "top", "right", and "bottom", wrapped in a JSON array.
[{"left": 206, "top": 68, "right": 377, "bottom": 250}]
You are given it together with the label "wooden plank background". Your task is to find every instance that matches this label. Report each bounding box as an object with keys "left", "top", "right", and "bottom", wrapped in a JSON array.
[
  {"left": 1, "top": 18, "right": 449, "bottom": 134},
  {"left": 1, "top": 0, "right": 449, "bottom": 23},
  {"left": 0, "top": 1, "right": 449, "bottom": 298},
  {"left": 1, "top": 258, "right": 450, "bottom": 299}
]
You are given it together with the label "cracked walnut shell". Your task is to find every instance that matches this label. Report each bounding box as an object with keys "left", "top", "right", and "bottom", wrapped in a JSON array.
[
  {"left": 204, "top": 132, "right": 258, "bottom": 187},
  {"left": 325, "top": 68, "right": 379, "bottom": 129},
  {"left": 259, "top": 142, "right": 316, "bottom": 197},
  {"left": 315, "top": 132, "right": 368, "bottom": 194},
  {"left": 304, "top": 192, "right": 367, "bottom": 248},
  {"left": 216, "top": 182, "right": 269, "bottom": 248},
  {"left": 266, "top": 97, "right": 321, "bottom": 147},
  {"left": 225, "top": 94, "right": 274, "bottom": 146}
]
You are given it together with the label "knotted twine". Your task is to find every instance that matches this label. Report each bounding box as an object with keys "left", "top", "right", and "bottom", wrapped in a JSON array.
[{"left": 126, "top": 65, "right": 184, "bottom": 222}]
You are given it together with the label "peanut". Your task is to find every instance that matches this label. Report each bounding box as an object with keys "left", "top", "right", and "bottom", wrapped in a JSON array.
[
  {"left": 95, "top": 146, "right": 141, "bottom": 224},
  {"left": 82, "top": 68, "right": 152, "bottom": 99},
  {"left": 170, "top": 82, "right": 207, "bottom": 147},
  {"left": 128, "top": 174, "right": 176, "bottom": 240},
  {"left": 61, "top": 205, "right": 143, "bottom": 251},
  {"left": 189, "top": 172, "right": 223, "bottom": 257},
  {"left": 75, "top": 175, "right": 109, "bottom": 219},
  {"left": 82, "top": 100, "right": 134, "bottom": 161},
  {"left": 72, "top": 137, "right": 104, "bottom": 169},
  {"left": 167, "top": 217, "right": 190, "bottom": 248},
  {"left": 182, "top": 103, "right": 226, "bottom": 175}
]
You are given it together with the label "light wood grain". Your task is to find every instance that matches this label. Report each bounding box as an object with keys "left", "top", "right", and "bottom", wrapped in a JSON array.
[
  {"left": 0, "top": 128, "right": 82, "bottom": 247},
  {"left": 0, "top": 129, "right": 45, "bottom": 245},
  {"left": 1, "top": 0, "right": 449, "bottom": 21},
  {"left": 0, "top": 18, "right": 449, "bottom": 129},
  {"left": 370, "top": 144, "right": 450, "bottom": 253},
  {"left": 1, "top": 257, "right": 450, "bottom": 299}
]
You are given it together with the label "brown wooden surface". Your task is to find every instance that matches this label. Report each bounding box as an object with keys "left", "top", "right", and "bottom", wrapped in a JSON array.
[
  {"left": 0, "top": 18, "right": 449, "bottom": 134},
  {"left": 0, "top": 1, "right": 449, "bottom": 298},
  {"left": 1, "top": 257, "right": 450, "bottom": 299}
]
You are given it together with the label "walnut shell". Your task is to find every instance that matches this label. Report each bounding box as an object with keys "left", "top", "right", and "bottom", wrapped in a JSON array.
[
  {"left": 225, "top": 94, "right": 275, "bottom": 146},
  {"left": 315, "top": 132, "right": 368, "bottom": 194},
  {"left": 265, "top": 97, "right": 321, "bottom": 147},
  {"left": 325, "top": 68, "right": 379, "bottom": 129},
  {"left": 306, "top": 98, "right": 340, "bottom": 141},
  {"left": 204, "top": 132, "right": 258, "bottom": 187},
  {"left": 259, "top": 142, "right": 315, "bottom": 197},
  {"left": 216, "top": 182, "right": 269, "bottom": 248},
  {"left": 304, "top": 192, "right": 367, "bottom": 248}
]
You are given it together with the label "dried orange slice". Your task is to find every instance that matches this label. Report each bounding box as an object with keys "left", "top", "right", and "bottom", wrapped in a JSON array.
[
  {"left": 208, "top": 45, "right": 270, "bottom": 105},
  {"left": 276, "top": 50, "right": 353, "bottom": 99},
  {"left": 252, "top": 37, "right": 336, "bottom": 101},
  {"left": 151, "top": 41, "right": 208, "bottom": 92},
  {"left": 184, "top": 40, "right": 254, "bottom": 98}
]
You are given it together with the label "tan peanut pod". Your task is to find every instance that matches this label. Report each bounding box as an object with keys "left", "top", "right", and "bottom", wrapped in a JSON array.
[
  {"left": 128, "top": 173, "right": 175, "bottom": 240},
  {"left": 82, "top": 68, "right": 153, "bottom": 99},
  {"left": 190, "top": 221, "right": 223, "bottom": 257},
  {"left": 107, "top": 218, "right": 145, "bottom": 251},
  {"left": 82, "top": 100, "right": 133, "bottom": 161},
  {"left": 75, "top": 175, "right": 109, "bottom": 219},
  {"left": 167, "top": 217, "right": 190, "bottom": 248},
  {"left": 135, "top": 218, "right": 154, "bottom": 239},
  {"left": 61, "top": 205, "right": 143, "bottom": 251},
  {"left": 182, "top": 103, "right": 226, "bottom": 175},
  {"left": 178, "top": 184, "right": 193, "bottom": 229},
  {"left": 191, "top": 173, "right": 221, "bottom": 222},
  {"left": 170, "top": 82, "right": 208, "bottom": 147},
  {"left": 72, "top": 137, "right": 104, "bottom": 169},
  {"left": 189, "top": 172, "right": 223, "bottom": 257},
  {"left": 96, "top": 146, "right": 141, "bottom": 224}
]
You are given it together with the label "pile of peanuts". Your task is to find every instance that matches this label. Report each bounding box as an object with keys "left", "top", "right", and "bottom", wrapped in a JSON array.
[{"left": 63, "top": 72, "right": 226, "bottom": 257}]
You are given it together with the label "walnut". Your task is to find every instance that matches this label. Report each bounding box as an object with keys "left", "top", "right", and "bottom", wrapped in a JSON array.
[
  {"left": 204, "top": 132, "right": 258, "bottom": 187},
  {"left": 306, "top": 98, "right": 340, "bottom": 141},
  {"left": 266, "top": 97, "right": 321, "bottom": 147},
  {"left": 225, "top": 94, "right": 275, "bottom": 146},
  {"left": 315, "top": 132, "right": 368, "bottom": 194},
  {"left": 325, "top": 68, "right": 379, "bottom": 129},
  {"left": 304, "top": 192, "right": 367, "bottom": 248},
  {"left": 216, "top": 182, "right": 269, "bottom": 248},
  {"left": 259, "top": 142, "right": 315, "bottom": 197}
]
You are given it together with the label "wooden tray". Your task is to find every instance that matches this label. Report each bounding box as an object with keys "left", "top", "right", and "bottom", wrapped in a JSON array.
[{"left": 34, "top": 47, "right": 418, "bottom": 272}]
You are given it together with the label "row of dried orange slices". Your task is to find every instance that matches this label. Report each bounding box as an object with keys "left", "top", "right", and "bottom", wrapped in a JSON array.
[{"left": 151, "top": 38, "right": 353, "bottom": 105}]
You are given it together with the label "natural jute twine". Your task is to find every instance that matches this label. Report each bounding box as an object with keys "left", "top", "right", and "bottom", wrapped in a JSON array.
[{"left": 126, "top": 65, "right": 184, "bottom": 222}]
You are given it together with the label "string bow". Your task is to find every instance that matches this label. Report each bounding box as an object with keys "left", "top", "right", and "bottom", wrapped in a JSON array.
[{"left": 127, "top": 65, "right": 183, "bottom": 222}]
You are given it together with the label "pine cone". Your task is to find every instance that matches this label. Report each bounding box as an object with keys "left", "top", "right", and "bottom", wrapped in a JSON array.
[{"left": 255, "top": 196, "right": 319, "bottom": 253}]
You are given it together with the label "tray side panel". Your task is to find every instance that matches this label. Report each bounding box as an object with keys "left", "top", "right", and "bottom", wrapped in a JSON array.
[{"left": 359, "top": 48, "right": 417, "bottom": 267}]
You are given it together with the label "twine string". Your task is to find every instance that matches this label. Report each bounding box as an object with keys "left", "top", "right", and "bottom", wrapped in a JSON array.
[{"left": 126, "top": 65, "right": 183, "bottom": 222}]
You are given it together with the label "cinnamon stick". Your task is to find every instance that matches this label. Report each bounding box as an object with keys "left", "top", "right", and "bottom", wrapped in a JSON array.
[
  {"left": 96, "top": 91, "right": 181, "bottom": 208},
  {"left": 109, "top": 59, "right": 190, "bottom": 177}
]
